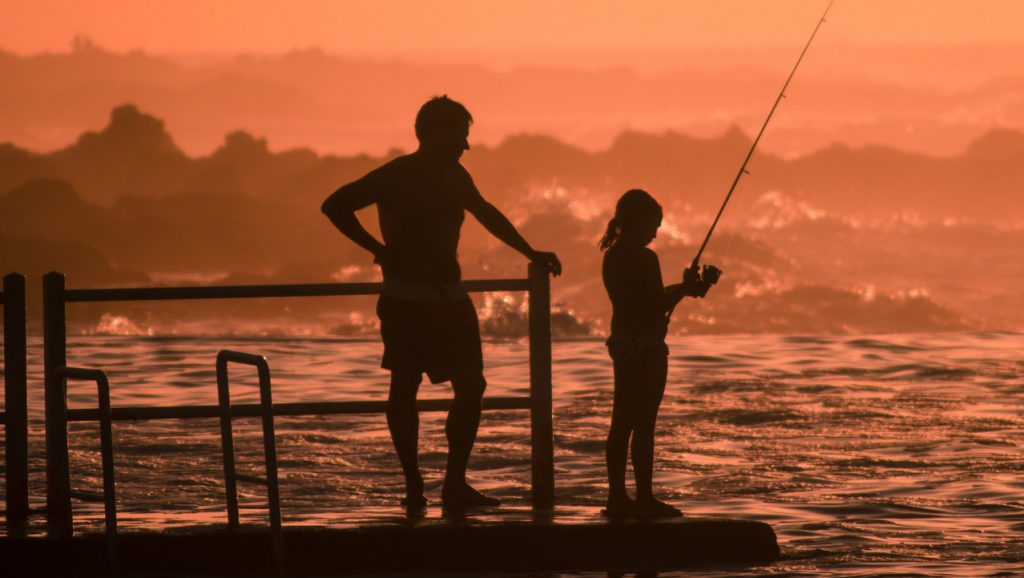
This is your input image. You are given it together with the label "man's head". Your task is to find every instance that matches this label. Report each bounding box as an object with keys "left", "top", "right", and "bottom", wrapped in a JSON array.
[{"left": 415, "top": 96, "right": 472, "bottom": 162}]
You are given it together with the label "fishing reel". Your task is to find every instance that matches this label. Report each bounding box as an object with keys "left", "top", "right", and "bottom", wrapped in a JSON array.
[
  {"left": 683, "top": 262, "right": 722, "bottom": 298},
  {"left": 684, "top": 263, "right": 722, "bottom": 285},
  {"left": 701, "top": 264, "right": 722, "bottom": 286}
]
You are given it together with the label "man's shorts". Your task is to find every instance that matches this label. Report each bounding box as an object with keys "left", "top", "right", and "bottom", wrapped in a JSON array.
[{"left": 377, "top": 295, "right": 484, "bottom": 384}]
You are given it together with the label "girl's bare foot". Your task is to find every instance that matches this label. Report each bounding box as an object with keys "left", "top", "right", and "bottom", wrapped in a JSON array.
[
  {"left": 441, "top": 483, "right": 500, "bottom": 507},
  {"left": 602, "top": 494, "right": 636, "bottom": 517},
  {"left": 635, "top": 498, "right": 683, "bottom": 519}
]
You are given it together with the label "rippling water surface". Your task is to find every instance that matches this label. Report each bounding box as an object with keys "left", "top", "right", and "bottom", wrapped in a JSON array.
[{"left": 3, "top": 332, "right": 1024, "bottom": 576}]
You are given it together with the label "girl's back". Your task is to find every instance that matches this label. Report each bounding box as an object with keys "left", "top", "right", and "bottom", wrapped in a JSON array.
[{"left": 602, "top": 244, "right": 669, "bottom": 342}]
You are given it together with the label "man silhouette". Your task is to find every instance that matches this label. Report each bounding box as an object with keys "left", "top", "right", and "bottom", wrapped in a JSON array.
[{"left": 322, "top": 96, "right": 561, "bottom": 510}]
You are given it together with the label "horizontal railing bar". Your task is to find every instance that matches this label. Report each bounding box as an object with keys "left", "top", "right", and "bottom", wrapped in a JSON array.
[
  {"left": 67, "top": 396, "right": 531, "bottom": 422},
  {"left": 65, "top": 278, "right": 530, "bottom": 303},
  {"left": 56, "top": 367, "right": 107, "bottom": 381},
  {"left": 235, "top": 474, "right": 268, "bottom": 485},
  {"left": 70, "top": 490, "right": 106, "bottom": 503}
]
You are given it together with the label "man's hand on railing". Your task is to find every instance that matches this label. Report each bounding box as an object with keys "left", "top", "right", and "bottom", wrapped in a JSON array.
[{"left": 530, "top": 251, "right": 562, "bottom": 277}]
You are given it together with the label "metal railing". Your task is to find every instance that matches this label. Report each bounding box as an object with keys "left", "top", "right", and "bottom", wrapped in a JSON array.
[
  {"left": 57, "top": 366, "right": 118, "bottom": 574},
  {"left": 2, "top": 273, "right": 29, "bottom": 529},
  {"left": 216, "top": 350, "right": 284, "bottom": 575},
  {"left": 42, "top": 264, "right": 555, "bottom": 537}
]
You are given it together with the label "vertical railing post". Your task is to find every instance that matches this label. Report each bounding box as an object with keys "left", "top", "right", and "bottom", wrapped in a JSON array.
[
  {"left": 94, "top": 370, "right": 119, "bottom": 574},
  {"left": 4, "top": 273, "right": 29, "bottom": 528},
  {"left": 216, "top": 355, "right": 241, "bottom": 527},
  {"left": 43, "top": 271, "right": 73, "bottom": 537},
  {"left": 256, "top": 361, "right": 285, "bottom": 575},
  {"left": 527, "top": 263, "right": 554, "bottom": 504}
]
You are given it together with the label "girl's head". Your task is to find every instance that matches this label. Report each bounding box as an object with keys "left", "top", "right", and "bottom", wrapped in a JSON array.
[{"left": 599, "top": 189, "right": 663, "bottom": 251}]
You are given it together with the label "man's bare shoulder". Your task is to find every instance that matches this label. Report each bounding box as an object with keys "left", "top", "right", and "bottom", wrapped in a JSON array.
[
  {"left": 374, "top": 153, "right": 418, "bottom": 176},
  {"left": 454, "top": 161, "right": 480, "bottom": 192},
  {"left": 349, "top": 154, "right": 421, "bottom": 198}
]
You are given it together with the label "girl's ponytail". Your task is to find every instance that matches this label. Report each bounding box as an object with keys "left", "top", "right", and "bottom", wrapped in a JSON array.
[{"left": 599, "top": 216, "right": 620, "bottom": 251}]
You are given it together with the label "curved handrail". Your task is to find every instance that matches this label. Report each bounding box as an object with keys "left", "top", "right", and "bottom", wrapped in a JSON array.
[
  {"left": 216, "top": 350, "right": 284, "bottom": 575},
  {"left": 56, "top": 365, "right": 118, "bottom": 574}
]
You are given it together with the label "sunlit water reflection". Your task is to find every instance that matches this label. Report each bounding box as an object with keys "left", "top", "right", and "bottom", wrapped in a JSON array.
[{"left": 2, "top": 332, "right": 1023, "bottom": 576}]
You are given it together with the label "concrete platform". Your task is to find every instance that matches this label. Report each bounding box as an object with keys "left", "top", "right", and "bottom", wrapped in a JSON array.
[{"left": 2, "top": 513, "right": 779, "bottom": 575}]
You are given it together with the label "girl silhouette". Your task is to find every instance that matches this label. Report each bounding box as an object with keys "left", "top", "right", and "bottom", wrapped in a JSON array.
[{"left": 600, "top": 189, "right": 720, "bottom": 518}]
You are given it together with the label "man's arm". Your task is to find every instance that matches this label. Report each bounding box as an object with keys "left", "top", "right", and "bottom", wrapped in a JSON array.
[
  {"left": 465, "top": 192, "right": 562, "bottom": 276},
  {"left": 321, "top": 174, "right": 386, "bottom": 262}
]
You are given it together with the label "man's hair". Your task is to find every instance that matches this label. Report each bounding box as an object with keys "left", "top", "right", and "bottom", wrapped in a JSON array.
[{"left": 415, "top": 95, "right": 473, "bottom": 142}]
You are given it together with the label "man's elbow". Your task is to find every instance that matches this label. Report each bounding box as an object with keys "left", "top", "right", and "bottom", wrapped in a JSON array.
[
  {"left": 323, "top": 203, "right": 361, "bottom": 232},
  {"left": 321, "top": 194, "right": 350, "bottom": 219}
]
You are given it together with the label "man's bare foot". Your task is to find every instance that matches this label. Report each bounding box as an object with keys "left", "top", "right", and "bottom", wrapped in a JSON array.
[
  {"left": 601, "top": 494, "right": 636, "bottom": 517},
  {"left": 441, "top": 483, "right": 500, "bottom": 507},
  {"left": 634, "top": 498, "right": 683, "bottom": 519}
]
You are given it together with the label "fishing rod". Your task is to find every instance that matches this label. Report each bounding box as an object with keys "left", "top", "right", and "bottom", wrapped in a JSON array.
[{"left": 689, "top": 0, "right": 835, "bottom": 275}]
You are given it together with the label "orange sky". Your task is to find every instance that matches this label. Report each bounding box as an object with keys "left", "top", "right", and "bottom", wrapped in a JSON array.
[
  {"left": 4, "top": 0, "right": 1024, "bottom": 157},
  {"left": 4, "top": 0, "right": 1024, "bottom": 61}
]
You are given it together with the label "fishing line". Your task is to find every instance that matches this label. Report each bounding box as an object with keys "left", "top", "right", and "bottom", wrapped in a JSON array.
[{"left": 721, "top": 170, "right": 777, "bottom": 265}]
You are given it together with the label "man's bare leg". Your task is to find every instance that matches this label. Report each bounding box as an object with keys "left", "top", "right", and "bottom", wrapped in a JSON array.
[
  {"left": 442, "top": 369, "right": 499, "bottom": 506},
  {"left": 387, "top": 370, "right": 425, "bottom": 507}
]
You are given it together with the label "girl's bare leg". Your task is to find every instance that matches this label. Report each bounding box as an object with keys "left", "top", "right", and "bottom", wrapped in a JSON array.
[
  {"left": 606, "top": 356, "right": 636, "bottom": 512},
  {"left": 631, "top": 352, "right": 681, "bottom": 517},
  {"left": 606, "top": 405, "right": 633, "bottom": 506}
]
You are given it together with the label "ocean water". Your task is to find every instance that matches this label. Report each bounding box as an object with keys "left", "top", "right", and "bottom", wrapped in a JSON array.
[{"left": 3, "top": 332, "right": 1024, "bottom": 576}]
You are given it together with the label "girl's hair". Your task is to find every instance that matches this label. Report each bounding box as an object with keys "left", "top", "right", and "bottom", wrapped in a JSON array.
[{"left": 599, "top": 188, "right": 663, "bottom": 251}]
